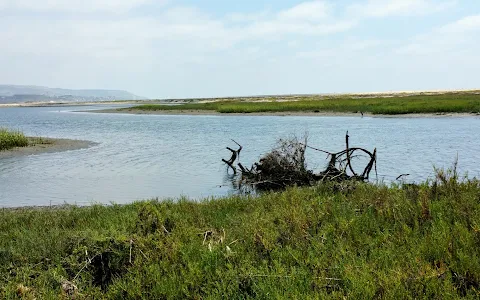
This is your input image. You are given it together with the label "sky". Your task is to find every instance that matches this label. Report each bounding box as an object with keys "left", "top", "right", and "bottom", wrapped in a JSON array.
[{"left": 0, "top": 0, "right": 479, "bottom": 99}]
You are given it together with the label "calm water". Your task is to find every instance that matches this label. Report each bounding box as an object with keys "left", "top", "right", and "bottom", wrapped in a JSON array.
[{"left": 0, "top": 106, "right": 479, "bottom": 207}]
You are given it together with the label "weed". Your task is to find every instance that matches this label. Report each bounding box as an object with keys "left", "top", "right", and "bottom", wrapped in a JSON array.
[
  {"left": 1, "top": 173, "right": 480, "bottom": 298},
  {"left": 0, "top": 128, "right": 29, "bottom": 151}
]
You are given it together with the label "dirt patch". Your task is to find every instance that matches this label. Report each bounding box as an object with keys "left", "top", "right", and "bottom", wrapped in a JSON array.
[{"left": 0, "top": 137, "right": 96, "bottom": 159}]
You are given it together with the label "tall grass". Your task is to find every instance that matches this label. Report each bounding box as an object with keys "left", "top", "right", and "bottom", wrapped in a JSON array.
[
  {"left": 0, "top": 128, "right": 29, "bottom": 151},
  {"left": 1, "top": 173, "right": 480, "bottom": 298},
  {"left": 129, "top": 93, "right": 480, "bottom": 115}
]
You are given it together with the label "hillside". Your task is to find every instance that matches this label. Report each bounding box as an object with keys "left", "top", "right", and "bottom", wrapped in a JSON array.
[{"left": 0, "top": 85, "right": 145, "bottom": 103}]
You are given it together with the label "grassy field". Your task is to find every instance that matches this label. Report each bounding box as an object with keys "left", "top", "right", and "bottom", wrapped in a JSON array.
[
  {"left": 127, "top": 93, "right": 480, "bottom": 115},
  {"left": 1, "top": 169, "right": 480, "bottom": 298},
  {"left": 0, "top": 128, "right": 29, "bottom": 151}
]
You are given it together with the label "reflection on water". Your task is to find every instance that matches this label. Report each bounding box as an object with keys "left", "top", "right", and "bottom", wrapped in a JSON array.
[{"left": 0, "top": 105, "right": 479, "bottom": 207}]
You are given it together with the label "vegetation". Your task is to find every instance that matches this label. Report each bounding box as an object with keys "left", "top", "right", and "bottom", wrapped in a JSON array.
[
  {"left": 1, "top": 168, "right": 480, "bottom": 298},
  {"left": 128, "top": 93, "right": 480, "bottom": 115},
  {"left": 0, "top": 128, "right": 52, "bottom": 151},
  {"left": 0, "top": 128, "right": 29, "bottom": 151}
]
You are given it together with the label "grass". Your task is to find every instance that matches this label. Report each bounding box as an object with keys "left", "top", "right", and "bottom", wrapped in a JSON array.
[
  {"left": 0, "top": 128, "right": 29, "bottom": 151},
  {"left": 0, "top": 128, "right": 52, "bottom": 152},
  {"left": 1, "top": 169, "right": 480, "bottom": 298},
  {"left": 127, "top": 93, "right": 480, "bottom": 115}
]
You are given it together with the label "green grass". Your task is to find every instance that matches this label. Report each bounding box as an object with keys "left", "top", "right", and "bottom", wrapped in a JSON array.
[
  {"left": 1, "top": 171, "right": 480, "bottom": 298},
  {"left": 0, "top": 128, "right": 29, "bottom": 151},
  {"left": 127, "top": 93, "right": 480, "bottom": 115},
  {"left": 0, "top": 129, "right": 52, "bottom": 152}
]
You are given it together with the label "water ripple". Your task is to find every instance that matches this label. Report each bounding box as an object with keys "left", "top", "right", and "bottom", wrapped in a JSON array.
[{"left": 0, "top": 107, "right": 479, "bottom": 207}]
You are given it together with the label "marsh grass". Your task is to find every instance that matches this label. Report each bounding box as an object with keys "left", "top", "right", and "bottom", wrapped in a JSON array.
[
  {"left": 129, "top": 93, "right": 480, "bottom": 115},
  {"left": 1, "top": 170, "right": 480, "bottom": 298},
  {"left": 0, "top": 128, "right": 53, "bottom": 151},
  {"left": 0, "top": 128, "right": 29, "bottom": 151}
]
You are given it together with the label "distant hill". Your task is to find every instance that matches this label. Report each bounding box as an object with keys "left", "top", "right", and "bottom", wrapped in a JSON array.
[{"left": 0, "top": 85, "right": 146, "bottom": 103}]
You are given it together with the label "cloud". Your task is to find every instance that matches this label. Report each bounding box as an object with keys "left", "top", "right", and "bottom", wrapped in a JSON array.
[
  {"left": 0, "top": 0, "right": 160, "bottom": 13},
  {"left": 439, "top": 14, "right": 480, "bottom": 33},
  {"left": 243, "top": 20, "right": 355, "bottom": 37},
  {"left": 277, "top": 1, "right": 330, "bottom": 22},
  {"left": 397, "top": 14, "right": 480, "bottom": 55},
  {"left": 348, "top": 0, "right": 456, "bottom": 18},
  {"left": 1, "top": 0, "right": 476, "bottom": 97},
  {"left": 226, "top": 11, "right": 270, "bottom": 23},
  {"left": 236, "top": 1, "right": 355, "bottom": 38},
  {"left": 296, "top": 38, "right": 385, "bottom": 61},
  {"left": 0, "top": 1, "right": 358, "bottom": 60}
]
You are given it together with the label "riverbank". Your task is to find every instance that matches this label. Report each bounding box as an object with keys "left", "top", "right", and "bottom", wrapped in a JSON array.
[
  {"left": 86, "top": 107, "right": 480, "bottom": 118},
  {"left": 1, "top": 89, "right": 479, "bottom": 108},
  {"left": 0, "top": 137, "right": 95, "bottom": 158},
  {"left": 83, "top": 92, "right": 480, "bottom": 117},
  {"left": 1, "top": 174, "right": 480, "bottom": 298}
]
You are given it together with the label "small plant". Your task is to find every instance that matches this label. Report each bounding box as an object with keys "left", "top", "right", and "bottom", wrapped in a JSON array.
[
  {"left": 28, "top": 137, "right": 53, "bottom": 146},
  {"left": 0, "top": 128, "right": 29, "bottom": 151}
]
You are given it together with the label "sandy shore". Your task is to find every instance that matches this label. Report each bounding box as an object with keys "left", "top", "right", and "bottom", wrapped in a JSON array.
[
  {"left": 0, "top": 137, "right": 96, "bottom": 159},
  {"left": 83, "top": 108, "right": 480, "bottom": 118}
]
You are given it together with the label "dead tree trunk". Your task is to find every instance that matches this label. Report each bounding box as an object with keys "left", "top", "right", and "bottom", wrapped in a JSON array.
[{"left": 222, "top": 140, "right": 242, "bottom": 174}]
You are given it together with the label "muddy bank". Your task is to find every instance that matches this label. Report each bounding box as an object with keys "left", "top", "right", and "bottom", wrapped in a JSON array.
[
  {"left": 83, "top": 108, "right": 480, "bottom": 118},
  {"left": 0, "top": 137, "right": 96, "bottom": 159}
]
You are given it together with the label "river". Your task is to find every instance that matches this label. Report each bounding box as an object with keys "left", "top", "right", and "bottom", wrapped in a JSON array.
[{"left": 0, "top": 106, "right": 479, "bottom": 207}]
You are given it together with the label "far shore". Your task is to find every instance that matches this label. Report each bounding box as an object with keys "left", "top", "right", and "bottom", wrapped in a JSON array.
[
  {"left": 0, "top": 137, "right": 96, "bottom": 159},
  {"left": 1, "top": 89, "right": 479, "bottom": 108},
  {"left": 0, "top": 100, "right": 144, "bottom": 108},
  {"left": 82, "top": 108, "right": 480, "bottom": 118}
]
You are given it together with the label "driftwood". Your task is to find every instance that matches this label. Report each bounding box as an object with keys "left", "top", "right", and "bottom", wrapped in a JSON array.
[
  {"left": 222, "top": 133, "right": 377, "bottom": 191},
  {"left": 222, "top": 139, "right": 242, "bottom": 174}
]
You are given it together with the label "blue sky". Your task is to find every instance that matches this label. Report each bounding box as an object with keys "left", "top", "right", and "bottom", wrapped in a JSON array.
[{"left": 0, "top": 0, "right": 479, "bottom": 98}]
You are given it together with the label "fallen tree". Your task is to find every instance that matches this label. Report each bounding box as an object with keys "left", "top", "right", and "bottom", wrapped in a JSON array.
[{"left": 222, "top": 132, "right": 377, "bottom": 191}]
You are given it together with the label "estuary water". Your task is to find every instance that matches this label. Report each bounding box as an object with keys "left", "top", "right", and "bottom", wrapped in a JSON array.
[{"left": 0, "top": 106, "right": 479, "bottom": 207}]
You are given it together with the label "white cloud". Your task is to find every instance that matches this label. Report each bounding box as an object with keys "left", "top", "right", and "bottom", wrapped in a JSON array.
[
  {"left": 296, "top": 38, "right": 385, "bottom": 60},
  {"left": 243, "top": 20, "right": 355, "bottom": 37},
  {"left": 0, "top": 0, "right": 160, "bottom": 13},
  {"left": 0, "top": 1, "right": 357, "bottom": 60},
  {"left": 348, "top": 0, "right": 456, "bottom": 18},
  {"left": 226, "top": 11, "right": 270, "bottom": 23},
  {"left": 236, "top": 1, "right": 354, "bottom": 38},
  {"left": 439, "top": 14, "right": 480, "bottom": 33},
  {"left": 277, "top": 1, "right": 330, "bottom": 22},
  {"left": 397, "top": 14, "right": 480, "bottom": 55}
]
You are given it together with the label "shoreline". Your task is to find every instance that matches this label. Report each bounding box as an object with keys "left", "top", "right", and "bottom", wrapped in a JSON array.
[
  {"left": 82, "top": 108, "right": 480, "bottom": 118},
  {"left": 1, "top": 89, "right": 479, "bottom": 108},
  {"left": 0, "top": 137, "right": 96, "bottom": 159}
]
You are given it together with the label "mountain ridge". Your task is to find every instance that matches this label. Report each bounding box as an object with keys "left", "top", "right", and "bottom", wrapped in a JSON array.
[{"left": 0, "top": 84, "right": 146, "bottom": 103}]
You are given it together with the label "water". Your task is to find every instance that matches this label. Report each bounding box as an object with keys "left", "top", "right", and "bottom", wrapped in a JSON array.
[{"left": 0, "top": 106, "right": 479, "bottom": 207}]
